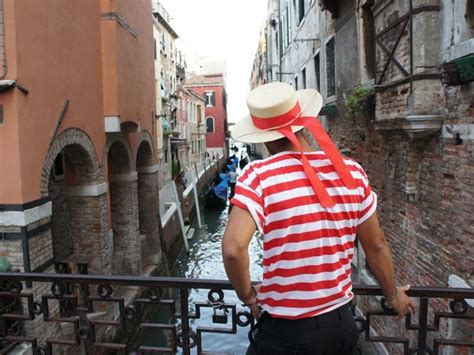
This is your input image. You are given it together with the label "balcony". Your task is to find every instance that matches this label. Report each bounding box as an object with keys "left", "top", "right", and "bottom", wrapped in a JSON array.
[{"left": 0, "top": 272, "right": 472, "bottom": 354}]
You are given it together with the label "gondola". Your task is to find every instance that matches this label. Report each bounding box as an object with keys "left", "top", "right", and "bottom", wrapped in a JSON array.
[{"left": 203, "top": 173, "right": 229, "bottom": 209}]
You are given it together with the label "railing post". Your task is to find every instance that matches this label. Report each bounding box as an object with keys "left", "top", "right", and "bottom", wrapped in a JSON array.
[
  {"left": 192, "top": 166, "right": 202, "bottom": 228},
  {"left": 180, "top": 288, "right": 191, "bottom": 355},
  {"left": 417, "top": 297, "right": 429, "bottom": 354}
]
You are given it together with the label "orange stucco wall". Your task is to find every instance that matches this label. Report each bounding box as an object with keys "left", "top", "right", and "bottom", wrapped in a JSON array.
[
  {"left": 0, "top": 0, "right": 156, "bottom": 204},
  {"left": 115, "top": 0, "right": 156, "bottom": 150}
]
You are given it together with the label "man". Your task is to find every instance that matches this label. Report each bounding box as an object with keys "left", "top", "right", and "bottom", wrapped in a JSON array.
[
  {"left": 228, "top": 167, "right": 238, "bottom": 200},
  {"left": 222, "top": 82, "right": 415, "bottom": 354}
]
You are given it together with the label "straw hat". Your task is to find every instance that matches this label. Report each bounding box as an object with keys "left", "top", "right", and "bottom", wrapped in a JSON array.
[{"left": 231, "top": 82, "right": 323, "bottom": 143}]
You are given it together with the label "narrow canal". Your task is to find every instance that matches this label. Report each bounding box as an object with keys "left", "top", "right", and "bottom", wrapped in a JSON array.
[{"left": 171, "top": 204, "right": 263, "bottom": 354}]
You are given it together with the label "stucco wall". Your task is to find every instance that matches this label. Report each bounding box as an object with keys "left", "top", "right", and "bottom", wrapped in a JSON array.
[{"left": 0, "top": 0, "right": 156, "bottom": 204}]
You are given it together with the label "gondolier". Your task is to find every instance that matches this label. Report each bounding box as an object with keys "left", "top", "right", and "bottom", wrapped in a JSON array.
[{"left": 222, "top": 82, "right": 415, "bottom": 354}]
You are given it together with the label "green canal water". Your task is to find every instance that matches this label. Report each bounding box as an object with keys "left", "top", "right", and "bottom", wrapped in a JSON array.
[{"left": 139, "top": 203, "right": 263, "bottom": 354}]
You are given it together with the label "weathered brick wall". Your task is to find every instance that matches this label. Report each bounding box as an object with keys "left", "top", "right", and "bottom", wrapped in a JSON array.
[
  {"left": 67, "top": 194, "right": 111, "bottom": 275},
  {"left": 137, "top": 171, "right": 161, "bottom": 269},
  {"left": 48, "top": 177, "right": 73, "bottom": 261},
  {"left": 326, "top": 86, "right": 473, "bottom": 352},
  {"left": 110, "top": 181, "right": 140, "bottom": 276},
  {"left": 28, "top": 229, "right": 53, "bottom": 271}
]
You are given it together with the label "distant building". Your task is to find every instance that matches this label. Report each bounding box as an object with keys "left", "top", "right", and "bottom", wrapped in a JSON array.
[
  {"left": 250, "top": 24, "right": 269, "bottom": 90},
  {"left": 185, "top": 74, "right": 229, "bottom": 158},
  {"left": 153, "top": 0, "right": 179, "bottom": 184},
  {"left": 176, "top": 87, "right": 206, "bottom": 171},
  {"left": 248, "top": 24, "right": 270, "bottom": 160}
]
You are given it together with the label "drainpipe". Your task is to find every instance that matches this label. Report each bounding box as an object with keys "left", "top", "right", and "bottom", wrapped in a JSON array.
[
  {"left": 278, "top": 0, "right": 283, "bottom": 81},
  {"left": 0, "top": 0, "right": 8, "bottom": 79}
]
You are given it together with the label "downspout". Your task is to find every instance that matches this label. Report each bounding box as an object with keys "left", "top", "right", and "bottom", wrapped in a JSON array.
[
  {"left": 278, "top": 0, "right": 283, "bottom": 81},
  {"left": 0, "top": 0, "right": 8, "bottom": 79}
]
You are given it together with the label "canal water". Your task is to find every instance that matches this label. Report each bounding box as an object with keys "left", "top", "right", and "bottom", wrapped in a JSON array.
[
  {"left": 140, "top": 199, "right": 263, "bottom": 353},
  {"left": 171, "top": 204, "right": 263, "bottom": 354}
]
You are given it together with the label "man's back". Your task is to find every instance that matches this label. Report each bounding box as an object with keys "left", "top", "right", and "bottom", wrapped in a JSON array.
[{"left": 231, "top": 150, "right": 377, "bottom": 319}]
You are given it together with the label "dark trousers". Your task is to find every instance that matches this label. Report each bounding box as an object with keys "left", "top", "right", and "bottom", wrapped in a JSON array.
[
  {"left": 246, "top": 302, "right": 359, "bottom": 355},
  {"left": 229, "top": 183, "right": 236, "bottom": 199}
]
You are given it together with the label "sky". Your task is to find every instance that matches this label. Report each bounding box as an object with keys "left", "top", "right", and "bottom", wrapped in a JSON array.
[{"left": 160, "top": 0, "right": 268, "bottom": 123}]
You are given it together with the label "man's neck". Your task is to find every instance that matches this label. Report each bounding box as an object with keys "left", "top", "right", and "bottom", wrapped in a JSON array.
[{"left": 280, "top": 135, "right": 314, "bottom": 153}]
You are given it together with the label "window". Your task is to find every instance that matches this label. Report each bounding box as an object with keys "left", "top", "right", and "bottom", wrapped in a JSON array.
[
  {"left": 301, "top": 67, "right": 306, "bottom": 89},
  {"left": 204, "top": 91, "right": 215, "bottom": 107},
  {"left": 0, "top": 105, "right": 3, "bottom": 125},
  {"left": 161, "top": 33, "right": 166, "bottom": 51},
  {"left": 154, "top": 39, "right": 157, "bottom": 59},
  {"left": 296, "top": 0, "right": 305, "bottom": 25},
  {"left": 281, "top": 2, "right": 291, "bottom": 50},
  {"left": 362, "top": 3, "right": 375, "bottom": 80},
  {"left": 206, "top": 117, "right": 215, "bottom": 133},
  {"left": 326, "top": 38, "right": 336, "bottom": 97},
  {"left": 314, "top": 54, "right": 321, "bottom": 90},
  {"left": 295, "top": 76, "right": 299, "bottom": 90}
]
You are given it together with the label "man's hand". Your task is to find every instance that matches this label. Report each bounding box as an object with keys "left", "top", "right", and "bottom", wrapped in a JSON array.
[
  {"left": 387, "top": 285, "right": 417, "bottom": 319},
  {"left": 242, "top": 284, "right": 261, "bottom": 320},
  {"left": 358, "top": 213, "right": 417, "bottom": 320}
]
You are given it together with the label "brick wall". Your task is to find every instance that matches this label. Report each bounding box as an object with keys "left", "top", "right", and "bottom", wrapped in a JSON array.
[
  {"left": 137, "top": 171, "right": 161, "bottom": 268},
  {"left": 110, "top": 181, "right": 140, "bottom": 276},
  {"left": 325, "top": 85, "right": 473, "bottom": 351}
]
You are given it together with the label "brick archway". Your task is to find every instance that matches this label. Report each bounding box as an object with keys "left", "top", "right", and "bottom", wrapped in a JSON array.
[
  {"left": 40, "top": 128, "right": 103, "bottom": 197},
  {"left": 135, "top": 130, "right": 156, "bottom": 168},
  {"left": 104, "top": 134, "right": 134, "bottom": 174},
  {"left": 41, "top": 128, "right": 110, "bottom": 274}
]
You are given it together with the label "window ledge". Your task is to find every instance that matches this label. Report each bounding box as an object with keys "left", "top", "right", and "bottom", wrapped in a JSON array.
[{"left": 442, "top": 38, "right": 474, "bottom": 63}]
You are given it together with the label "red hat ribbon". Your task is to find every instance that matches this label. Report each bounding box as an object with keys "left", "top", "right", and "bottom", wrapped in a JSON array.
[{"left": 251, "top": 102, "right": 358, "bottom": 208}]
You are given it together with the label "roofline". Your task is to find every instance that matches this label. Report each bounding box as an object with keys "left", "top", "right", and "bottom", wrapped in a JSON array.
[
  {"left": 153, "top": 12, "right": 179, "bottom": 39},
  {"left": 184, "top": 83, "right": 225, "bottom": 88}
]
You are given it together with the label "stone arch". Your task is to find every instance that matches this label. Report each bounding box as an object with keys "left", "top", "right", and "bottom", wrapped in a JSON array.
[
  {"left": 136, "top": 130, "right": 155, "bottom": 168},
  {"left": 40, "top": 128, "right": 110, "bottom": 274},
  {"left": 104, "top": 133, "right": 133, "bottom": 174},
  {"left": 40, "top": 128, "right": 102, "bottom": 197}
]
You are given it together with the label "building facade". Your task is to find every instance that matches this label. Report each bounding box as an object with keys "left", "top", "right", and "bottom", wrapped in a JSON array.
[
  {"left": 153, "top": 0, "right": 179, "bottom": 185},
  {"left": 175, "top": 87, "right": 206, "bottom": 171},
  {"left": 261, "top": 0, "right": 473, "bottom": 351},
  {"left": 250, "top": 25, "right": 269, "bottom": 90},
  {"left": 185, "top": 74, "right": 229, "bottom": 158}
]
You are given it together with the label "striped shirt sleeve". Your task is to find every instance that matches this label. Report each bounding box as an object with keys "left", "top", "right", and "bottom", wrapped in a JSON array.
[
  {"left": 230, "top": 164, "right": 265, "bottom": 233},
  {"left": 357, "top": 166, "right": 377, "bottom": 225}
]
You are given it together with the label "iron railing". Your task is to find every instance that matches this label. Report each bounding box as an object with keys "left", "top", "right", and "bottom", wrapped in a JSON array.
[{"left": 0, "top": 272, "right": 472, "bottom": 354}]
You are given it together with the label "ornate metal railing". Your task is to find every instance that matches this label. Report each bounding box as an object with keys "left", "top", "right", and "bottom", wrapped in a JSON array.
[{"left": 0, "top": 272, "right": 472, "bottom": 354}]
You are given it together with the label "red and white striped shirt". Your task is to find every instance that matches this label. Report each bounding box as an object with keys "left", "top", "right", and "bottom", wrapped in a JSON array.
[{"left": 230, "top": 151, "right": 377, "bottom": 319}]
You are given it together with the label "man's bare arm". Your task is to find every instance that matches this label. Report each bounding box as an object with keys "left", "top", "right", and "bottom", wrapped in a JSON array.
[
  {"left": 357, "top": 212, "right": 416, "bottom": 317},
  {"left": 222, "top": 206, "right": 257, "bottom": 304}
]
